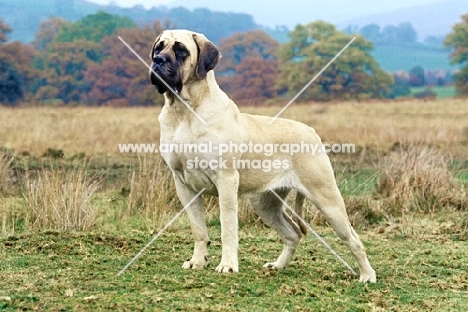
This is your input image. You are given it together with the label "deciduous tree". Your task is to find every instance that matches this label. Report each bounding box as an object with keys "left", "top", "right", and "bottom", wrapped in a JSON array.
[
  {"left": 0, "top": 42, "right": 37, "bottom": 104},
  {"left": 0, "top": 21, "right": 37, "bottom": 105},
  {"left": 33, "top": 11, "right": 139, "bottom": 105},
  {"left": 33, "top": 17, "right": 69, "bottom": 50},
  {"left": 389, "top": 74, "right": 410, "bottom": 99},
  {"left": 34, "top": 40, "right": 102, "bottom": 104},
  {"left": 84, "top": 21, "right": 168, "bottom": 106},
  {"left": 55, "top": 10, "right": 135, "bottom": 43},
  {"left": 0, "top": 19, "right": 12, "bottom": 43},
  {"left": 409, "top": 66, "right": 425, "bottom": 87},
  {"left": 359, "top": 24, "right": 383, "bottom": 44},
  {"left": 217, "top": 30, "right": 279, "bottom": 103},
  {"left": 217, "top": 30, "right": 279, "bottom": 74},
  {"left": 445, "top": 13, "right": 468, "bottom": 95},
  {"left": 230, "top": 57, "right": 278, "bottom": 105},
  {"left": 277, "top": 21, "right": 393, "bottom": 101}
]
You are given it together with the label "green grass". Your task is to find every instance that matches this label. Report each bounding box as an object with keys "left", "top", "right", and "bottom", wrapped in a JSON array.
[
  {"left": 1, "top": 226, "right": 467, "bottom": 311},
  {"left": 1, "top": 139, "right": 467, "bottom": 310},
  {"left": 410, "top": 86, "right": 458, "bottom": 99},
  {"left": 336, "top": 168, "right": 379, "bottom": 197}
]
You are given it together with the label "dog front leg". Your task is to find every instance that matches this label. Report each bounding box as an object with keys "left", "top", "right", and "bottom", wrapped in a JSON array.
[
  {"left": 215, "top": 170, "right": 240, "bottom": 273},
  {"left": 173, "top": 176, "right": 210, "bottom": 270}
]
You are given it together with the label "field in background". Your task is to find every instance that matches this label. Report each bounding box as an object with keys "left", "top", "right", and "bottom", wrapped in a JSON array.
[
  {"left": 1, "top": 99, "right": 467, "bottom": 155},
  {"left": 410, "top": 86, "right": 458, "bottom": 98},
  {"left": 0, "top": 99, "right": 467, "bottom": 310}
]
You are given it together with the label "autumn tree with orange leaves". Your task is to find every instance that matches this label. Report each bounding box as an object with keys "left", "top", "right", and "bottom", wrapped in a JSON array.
[
  {"left": 33, "top": 11, "right": 136, "bottom": 105},
  {"left": 32, "top": 17, "right": 69, "bottom": 50},
  {"left": 230, "top": 57, "right": 278, "bottom": 105},
  {"left": 445, "top": 13, "right": 468, "bottom": 96},
  {"left": 84, "top": 21, "right": 169, "bottom": 106},
  {"left": 217, "top": 30, "right": 279, "bottom": 105},
  {"left": 0, "top": 20, "right": 37, "bottom": 104}
]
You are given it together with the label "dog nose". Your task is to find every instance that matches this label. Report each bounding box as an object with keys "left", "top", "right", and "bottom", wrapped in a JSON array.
[{"left": 154, "top": 54, "right": 168, "bottom": 66}]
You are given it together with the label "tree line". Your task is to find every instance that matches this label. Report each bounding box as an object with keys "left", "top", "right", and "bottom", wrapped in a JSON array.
[
  {"left": 347, "top": 22, "right": 419, "bottom": 46},
  {"left": 3, "top": 0, "right": 258, "bottom": 44},
  {"left": 0, "top": 11, "right": 467, "bottom": 106}
]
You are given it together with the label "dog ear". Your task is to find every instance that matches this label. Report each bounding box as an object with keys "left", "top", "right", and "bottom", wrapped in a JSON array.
[
  {"left": 149, "top": 34, "right": 162, "bottom": 60},
  {"left": 192, "top": 33, "right": 221, "bottom": 80}
]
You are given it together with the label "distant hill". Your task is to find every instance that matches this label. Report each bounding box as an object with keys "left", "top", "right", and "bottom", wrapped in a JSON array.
[
  {"left": 339, "top": 0, "right": 468, "bottom": 72},
  {"left": 172, "top": 0, "right": 468, "bottom": 42},
  {"left": 0, "top": 0, "right": 259, "bottom": 43},
  {"left": 371, "top": 44, "right": 454, "bottom": 72},
  {"left": 341, "top": 0, "right": 468, "bottom": 41},
  {"left": 0, "top": 0, "right": 99, "bottom": 43},
  {"left": 0, "top": 0, "right": 462, "bottom": 72}
]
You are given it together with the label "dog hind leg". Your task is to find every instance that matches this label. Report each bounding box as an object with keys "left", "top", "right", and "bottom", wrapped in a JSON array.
[
  {"left": 299, "top": 166, "right": 376, "bottom": 282},
  {"left": 253, "top": 189, "right": 303, "bottom": 270}
]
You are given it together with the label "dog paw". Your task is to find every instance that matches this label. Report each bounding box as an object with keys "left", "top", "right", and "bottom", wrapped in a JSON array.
[
  {"left": 182, "top": 258, "right": 208, "bottom": 270},
  {"left": 358, "top": 269, "right": 376, "bottom": 283},
  {"left": 215, "top": 263, "right": 238, "bottom": 273},
  {"left": 263, "top": 261, "right": 286, "bottom": 270}
]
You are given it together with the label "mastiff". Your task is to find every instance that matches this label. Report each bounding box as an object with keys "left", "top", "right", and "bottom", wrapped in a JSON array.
[{"left": 149, "top": 29, "right": 376, "bottom": 282}]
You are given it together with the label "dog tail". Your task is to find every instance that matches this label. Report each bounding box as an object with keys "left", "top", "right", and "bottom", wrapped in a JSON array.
[{"left": 294, "top": 192, "right": 308, "bottom": 235}]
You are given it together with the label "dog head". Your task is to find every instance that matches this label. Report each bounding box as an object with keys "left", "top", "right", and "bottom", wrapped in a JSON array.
[{"left": 149, "top": 29, "right": 221, "bottom": 94}]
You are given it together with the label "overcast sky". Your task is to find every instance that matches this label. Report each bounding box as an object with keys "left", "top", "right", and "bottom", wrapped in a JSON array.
[
  {"left": 88, "top": 0, "right": 171, "bottom": 8},
  {"left": 87, "top": 0, "right": 445, "bottom": 27},
  {"left": 87, "top": 0, "right": 442, "bottom": 10}
]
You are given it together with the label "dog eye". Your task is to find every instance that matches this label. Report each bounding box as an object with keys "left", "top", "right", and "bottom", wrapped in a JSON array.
[
  {"left": 173, "top": 44, "right": 188, "bottom": 57},
  {"left": 153, "top": 42, "right": 164, "bottom": 56}
]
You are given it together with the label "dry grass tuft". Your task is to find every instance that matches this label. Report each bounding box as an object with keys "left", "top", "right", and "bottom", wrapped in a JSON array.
[
  {"left": 126, "top": 156, "right": 179, "bottom": 230},
  {"left": 0, "top": 198, "right": 24, "bottom": 236},
  {"left": 238, "top": 197, "right": 262, "bottom": 226},
  {"left": 0, "top": 149, "right": 15, "bottom": 195},
  {"left": 297, "top": 195, "right": 385, "bottom": 229},
  {"left": 25, "top": 165, "right": 101, "bottom": 231},
  {"left": 344, "top": 196, "right": 385, "bottom": 226},
  {"left": 377, "top": 144, "right": 465, "bottom": 214}
]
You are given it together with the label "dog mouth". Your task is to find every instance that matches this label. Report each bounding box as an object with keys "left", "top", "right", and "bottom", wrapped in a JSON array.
[
  {"left": 150, "top": 66, "right": 182, "bottom": 94},
  {"left": 150, "top": 66, "right": 168, "bottom": 94}
]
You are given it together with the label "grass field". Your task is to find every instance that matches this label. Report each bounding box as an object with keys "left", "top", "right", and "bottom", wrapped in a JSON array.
[
  {"left": 1, "top": 229, "right": 467, "bottom": 311},
  {"left": 0, "top": 99, "right": 467, "bottom": 310},
  {"left": 410, "top": 86, "right": 458, "bottom": 99}
]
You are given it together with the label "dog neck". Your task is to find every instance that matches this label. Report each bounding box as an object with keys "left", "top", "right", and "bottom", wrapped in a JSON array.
[{"left": 164, "top": 71, "right": 227, "bottom": 110}]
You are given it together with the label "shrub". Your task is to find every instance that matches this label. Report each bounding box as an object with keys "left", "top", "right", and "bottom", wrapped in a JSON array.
[
  {"left": 0, "top": 149, "right": 15, "bottom": 195},
  {"left": 127, "top": 157, "right": 179, "bottom": 230},
  {"left": 25, "top": 165, "right": 101, "bottom": 231},
  {"left": 377, "top": 144, "right": 464, "bottom": 214},
  {"left": 414, "top": 88, "right": 437, "bottom": 99}
]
